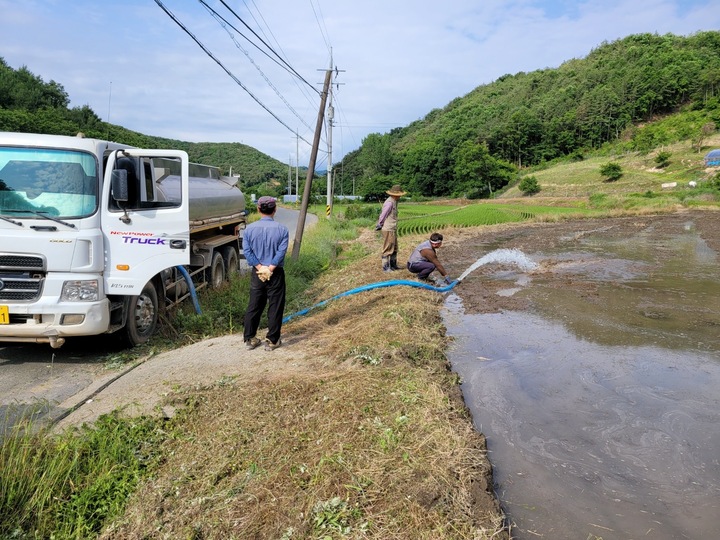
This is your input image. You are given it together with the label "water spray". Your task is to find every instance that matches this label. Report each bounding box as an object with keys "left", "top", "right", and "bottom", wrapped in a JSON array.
[
  {"left": 457, "top": 248, "right": 537, "bottom": 281},
  {"left": 282, "top": 248, "right": 537, "bottom": 324}
]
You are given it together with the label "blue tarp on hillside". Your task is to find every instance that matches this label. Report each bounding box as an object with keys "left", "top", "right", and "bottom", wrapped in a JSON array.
[{"left": 705, "top": 149, "right": 720, "bottom": 166}]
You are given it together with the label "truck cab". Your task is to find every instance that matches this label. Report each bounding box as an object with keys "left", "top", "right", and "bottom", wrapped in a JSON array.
[{"left": 0, "top": 132, "right": 190, "bottom": 348}]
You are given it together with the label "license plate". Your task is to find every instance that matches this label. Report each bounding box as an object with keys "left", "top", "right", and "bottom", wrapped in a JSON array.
[{"left": 0, "top": 305, "right": 8, "bottom": 324}]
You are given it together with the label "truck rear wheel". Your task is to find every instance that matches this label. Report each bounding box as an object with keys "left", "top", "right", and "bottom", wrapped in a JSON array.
[
  {"left": 123, "top": 282, "right": 159, "bottom": 347},
  {"left": 222, "top": 245, "right": 240, "bottom": 278},
  {"left": 207, "top": 251, "right": 225, "bottom": 289}
]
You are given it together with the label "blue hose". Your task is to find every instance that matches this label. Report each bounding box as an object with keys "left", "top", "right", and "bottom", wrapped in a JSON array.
[
  {"left": 283, "top": 278, "right": 459, "bottom": 323},
  {"left": 176, "top": 265, "right": 202, "bottom": 314}
]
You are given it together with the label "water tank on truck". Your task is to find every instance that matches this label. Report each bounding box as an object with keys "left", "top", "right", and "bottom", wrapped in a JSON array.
[
  {"left": 152, "top": 160, "right": 246, "bottom": 225},
  {"left": 149, "top": 159, "right": 247, "bottom": 307}
]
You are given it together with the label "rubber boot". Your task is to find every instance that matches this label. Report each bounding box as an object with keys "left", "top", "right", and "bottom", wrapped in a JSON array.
[
  {"left": 382, "top": 256, "right": 392, "bottom": 272},
  {"left": 389, "top": 254, "right": 400, "bottom": 270}
]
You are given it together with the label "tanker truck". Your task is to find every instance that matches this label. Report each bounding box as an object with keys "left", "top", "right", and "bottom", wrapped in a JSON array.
[{"left": 0, "top": 132, "right": 246, "bottom": 348}]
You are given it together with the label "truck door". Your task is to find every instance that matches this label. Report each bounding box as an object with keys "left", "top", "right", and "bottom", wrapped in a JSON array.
[{"left": 100, "top": 149, "right": 189, "bottom": 296}]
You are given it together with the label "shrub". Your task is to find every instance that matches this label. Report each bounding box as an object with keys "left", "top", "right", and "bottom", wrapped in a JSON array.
[
  {"left": 654, "top": 151, "right": 672, "bottom": 168},
  {"left": 710, "top": 171, "right": 720, "bottom": 190},
  {"left": 599, "top": 162, "right": 623, "bottom": 182},
  {"left": 519, "top": 175, "right": 541, "bottom": 195},
  {"left": 344, "top": 204, "right": 379, "bottom": 220}
]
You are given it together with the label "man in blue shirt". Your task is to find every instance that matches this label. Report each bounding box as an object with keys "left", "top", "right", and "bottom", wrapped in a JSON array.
[{"left": 242, "top": 196, "right": 289, "bottom": 351}]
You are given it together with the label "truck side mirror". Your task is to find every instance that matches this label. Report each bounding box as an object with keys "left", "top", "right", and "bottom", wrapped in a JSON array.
[{"left": 111, "top": 169, "right": 129, "bottom": 203}]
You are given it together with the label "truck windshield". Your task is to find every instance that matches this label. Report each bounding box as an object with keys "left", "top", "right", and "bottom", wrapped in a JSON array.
[{"left": 0, "top": 146, "right": 98, "bottom": 219}]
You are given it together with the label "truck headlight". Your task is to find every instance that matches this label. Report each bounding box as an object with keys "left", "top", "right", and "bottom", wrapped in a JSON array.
[{"left": 61, "top": 280, "right": 99, "bottom": 301}]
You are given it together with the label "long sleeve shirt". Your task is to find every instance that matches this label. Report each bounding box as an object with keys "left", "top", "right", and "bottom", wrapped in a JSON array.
[
  {"left": 376, "top": 196, "right": 398, "bottom": 231},
  {"left": 242, "top": 216, "right": 289, "bottom": 268}
]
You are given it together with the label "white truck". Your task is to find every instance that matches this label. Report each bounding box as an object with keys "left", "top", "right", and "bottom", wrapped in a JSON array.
[{"left": 0, "top": 132, "right": 246, "bottom": 348}]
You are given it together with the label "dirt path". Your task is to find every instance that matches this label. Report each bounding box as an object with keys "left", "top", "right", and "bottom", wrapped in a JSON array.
[{"left": 54, "top": 331, "right": 342, "bottom": 430}]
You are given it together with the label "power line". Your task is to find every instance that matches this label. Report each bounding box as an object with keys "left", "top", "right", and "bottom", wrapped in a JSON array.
[
  {"left": 232, "top": 0, "right": 322, "bottom": 116},
  {"left": 308, "top": 0, "right": 331, "bottom": 54},
  {"left": 215, "top": 0, "right": 318, "bottom": 92},
  {"left": 154, "top": 0, "right": 313, "bottom": 147},
  {"left": 200, "top": 1, "right": 314, "bottom": 133}
]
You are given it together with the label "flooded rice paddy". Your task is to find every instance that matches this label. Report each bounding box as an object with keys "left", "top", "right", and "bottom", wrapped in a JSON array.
[{"left": 443, "top": 216, "right": 720, "bottom": 539}]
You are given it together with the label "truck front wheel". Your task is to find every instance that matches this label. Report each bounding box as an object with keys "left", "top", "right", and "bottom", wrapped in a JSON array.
[{"left": 123, "top": 282, "right": 159, "bottom": 347}]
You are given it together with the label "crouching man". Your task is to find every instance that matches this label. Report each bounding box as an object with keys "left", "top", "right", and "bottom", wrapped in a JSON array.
[{"left": 406, "top": 232, "right": 451, "bottom": 285}]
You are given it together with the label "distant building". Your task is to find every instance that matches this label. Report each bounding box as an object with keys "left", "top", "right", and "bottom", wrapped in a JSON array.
[{"left": 704, "top": 149, "right": 720, "bottom": 166}]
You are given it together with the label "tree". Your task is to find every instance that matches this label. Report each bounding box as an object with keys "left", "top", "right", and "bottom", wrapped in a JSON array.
[
  {"left": 692, "top": 121, "right": 717, "bottom": 152},
  {"left": 357, "top": 133, "right": 394, "bottom": 177},
  {"left": 600, "top": 162, "right": 623, "bottom": 182},
  {"left": 360, "top": 174, "right": 395, "bottom": 201},
  {"left": 402, "top": 139, "right": 444, "bottom": 196},
  {"left": 452, "top": 140, "right": 516, "bottom": 198}
]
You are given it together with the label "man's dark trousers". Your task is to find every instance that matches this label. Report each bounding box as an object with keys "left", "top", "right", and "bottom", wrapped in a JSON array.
[
  {"left": 407, "top": 260, "right": 436, "bottom": 279},
  {"left": 243, "top": 267, "right": 286, "bottom": 344}
]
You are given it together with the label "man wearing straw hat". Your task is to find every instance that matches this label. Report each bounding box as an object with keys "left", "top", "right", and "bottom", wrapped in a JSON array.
[{"left": 375, "top": 184, "right": 406, "bottom": 272}]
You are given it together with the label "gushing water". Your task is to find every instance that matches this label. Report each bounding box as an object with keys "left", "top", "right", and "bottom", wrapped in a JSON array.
[{"left": 458, "top": 248, "right": 537, "bottom": 281}]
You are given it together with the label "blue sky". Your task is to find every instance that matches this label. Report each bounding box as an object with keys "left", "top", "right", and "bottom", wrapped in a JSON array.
[{"left": 1, "top": 0, "right": 718, "bottom": 167}]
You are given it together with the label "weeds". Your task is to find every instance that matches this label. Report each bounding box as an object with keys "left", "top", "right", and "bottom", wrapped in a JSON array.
[
  {"left": 311, "top": 496, "right": 366, "bottom": 537},
  {"left": 0, "top": 412, "right": 170, "bottom": 539}
]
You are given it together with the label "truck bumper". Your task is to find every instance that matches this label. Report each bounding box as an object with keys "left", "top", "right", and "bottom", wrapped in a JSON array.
[{"left": 0, "top": 299, "right": 111, "bottom": 348}]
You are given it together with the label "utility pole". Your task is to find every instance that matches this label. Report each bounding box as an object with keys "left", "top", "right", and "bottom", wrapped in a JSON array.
[
  {"left": 325, "top": 50, "right": 344, "bottom": 219},
  {"left": 326, "top": 53, "right": 334, "bottom": 219},
  {"left": 287, "top": 155, "right": 291, "bottom": 198},
  {"left": 291, "top": 68, "right": 333, "bottom": 260},
  {"left": 326, "top": 96, "right": 334, "bottom": 218},
  {"left": 295, "top": 129, "right": 299, "bottom": 204}
]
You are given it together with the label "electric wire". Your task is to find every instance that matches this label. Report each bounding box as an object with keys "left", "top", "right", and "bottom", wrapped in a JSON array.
[
  {"left": 329, "top": 91, "right": 357, "bottom": 164},
  {"left": 239, "top": 0, "right": 321, "bottom": 114},
  {"left": 216, "top": 0, "right": 317, "bottom": 92},
  {"left": 200, "top": 1, "right": 315, "bottom": 133},
  {"left": 232, "top": 0, "right": 329, "bottom": 143},
  {"left": 154, "top": 0, "right": 314, "bottom": 147},
  {"left": 309, "top": 0, "right": 332, "bottom": 54},
  {"left": 198, "top": 0, "right": 314, "bottom": 90}
]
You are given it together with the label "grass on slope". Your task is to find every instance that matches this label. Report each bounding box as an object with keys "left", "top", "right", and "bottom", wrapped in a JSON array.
[{"left": 504, "top": 134, "right": 720, "bottom": 201}]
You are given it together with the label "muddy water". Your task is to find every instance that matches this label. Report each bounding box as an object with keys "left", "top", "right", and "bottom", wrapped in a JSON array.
[{"left": 443, "top": 225, "right": 720, "bottom": 539}]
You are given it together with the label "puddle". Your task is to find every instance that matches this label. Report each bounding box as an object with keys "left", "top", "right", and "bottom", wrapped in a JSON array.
[{"left": 443, "top": 226, "right": 720, "bottom": 539}]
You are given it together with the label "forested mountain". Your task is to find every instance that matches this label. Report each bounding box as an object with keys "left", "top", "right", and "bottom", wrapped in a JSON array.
[
  {"left": 338, "top": 31, "right": 720, "bottom": 199},
  {"left": 0, "top": 57, "right": 290, "bottom": 194}
]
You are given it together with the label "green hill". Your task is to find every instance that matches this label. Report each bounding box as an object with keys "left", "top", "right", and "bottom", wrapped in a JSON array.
[{"left": 337, "top": 31, "right": 720, "bottom": 201}]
